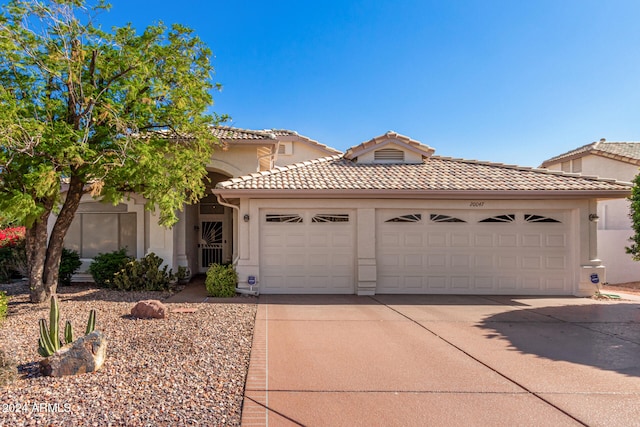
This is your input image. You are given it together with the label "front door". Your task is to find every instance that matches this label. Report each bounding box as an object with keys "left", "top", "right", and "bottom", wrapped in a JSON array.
[{"left": 199, "top": 216, "right": 225, "bottom": 272}]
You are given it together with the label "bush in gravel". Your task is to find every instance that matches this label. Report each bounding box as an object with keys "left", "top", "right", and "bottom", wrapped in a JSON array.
[
  {"left": 89, "top": 248, "right": 132, "bottom": 287},
  {"left": 110, "top": 253, "right": 175, "bottom": 291},
  {"left": 205, "top": 263, "right": 237, "bottom": 297},
  {"left": 0, "top": 291, "right": 7, "bottom": 322},
  {"left": 0, "top": 348, "right": 17, "bottom": 387},
  {"left": 59, "top": 248, "right": 82, "bottom": 286}
]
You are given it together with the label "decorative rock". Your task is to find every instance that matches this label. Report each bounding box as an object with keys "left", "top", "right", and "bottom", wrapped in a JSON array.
[
  {"left": 131, "top": 300, "right": 168, "bottom": 319},
  {"left": 40, "top": 331, "right": 107, "bottom": 377}
]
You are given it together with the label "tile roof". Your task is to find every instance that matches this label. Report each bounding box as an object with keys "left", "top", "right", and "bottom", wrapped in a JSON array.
[
  {"left": 540, "top": 139, "right": 640, "bottom": 167},
  {"left": 209, "top": 126, "right": 277, "bottom": 141},
  {"left": 216, "top": 155, "right": 631, "bottom": 195}
]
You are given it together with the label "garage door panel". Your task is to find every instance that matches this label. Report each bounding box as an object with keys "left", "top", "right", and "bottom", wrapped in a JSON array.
[
  {"left": 403, "top": 254, "right": 423, "bottom": 267},
  {"left": 474, "top": 234, "right": 494, "bottom": 247},
  {"left": 308, "top": 233, "right": 328, "bottom": 247},
  {"left": 522, "top": 234, "right": 542, "bottom": 247},
  {"left": 428, "top": 254, "right": 447, "bottom": 267},
  {"left": 377, "top": 210, "right": 573, "bottom": 295},
  {"left": 451, "top": 233, "right": 470, "bottom": 246},
  {"left": 522, "top": 256, "right": 541, "bottom": 269},
  {"left": 545, "top": 277, "right": 567, "bottom": 291},
  {"left": 380, "top": 232, "right": 400, "bottom": 246},
  {"left": 452, "top": 276, "right": 470, "bottom": 289},
  {"left": 475, "top": 276, "right": 494, "bottom": 289},
  {"left": 286, "top": 233, "right": 306, "bottom": 247},
  {"left": 404, "top": 276, "right": 423, "bottom": 289},
  {"left": 428, "top": 233, "right": 447, "bottom": 246},
  {"left": 262, "top": 233, "right": 285, "bottom": 248},
  {"left": 499, "top": 255, "right": 518, "bottom": 269},
  {"left": 402, "top": 233, "right": 422, "bottom": 247},
  {"left": 546, "top": 256, "right": 566, "bottom": 269},
  {"left": 474, "top": 254, "right": 493, "bottom": 268},
  {"left": 497, "top": 277, "right": 518, "bottom": 290},
  {"left": 498, "top": 234, "right": 518, "bottom": 247},
  {"left": 451, "top": 254, "right": 469, "bottom": 268},
  {"left": 546, "top": 235, "right": 566, "bottom": 247},
  {"left": 427, "top": 276, "right": 447, "bottom": 289},
  {"left": 332, "top": 233, "right": 353, "bottom": 247}
]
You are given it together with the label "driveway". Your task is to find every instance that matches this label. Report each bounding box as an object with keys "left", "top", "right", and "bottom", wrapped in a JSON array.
[{"left": 241, "top": 294, "right": 640, "bottom": 427}]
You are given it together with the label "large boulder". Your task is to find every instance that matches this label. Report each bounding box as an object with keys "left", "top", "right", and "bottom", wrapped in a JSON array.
[
  {"left": 131, "top": 299, "right": 167, "bottom": 319},
  {"left": 40, "top": 331, "right": 107, "bottom": 377}
]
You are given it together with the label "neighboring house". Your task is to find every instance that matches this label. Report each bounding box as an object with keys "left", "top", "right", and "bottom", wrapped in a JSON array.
[
  {"left": 56, "top": 127, "right": 340, "bottom": 279},
  {"left": 213, "top": 132, "right": 630, "bottom": 296},
  {"left": 58, "top": 128, "right": 632, "bottom": 296},
  {"left": 540, "top": 138, "right": 640, "bottom": 284}
]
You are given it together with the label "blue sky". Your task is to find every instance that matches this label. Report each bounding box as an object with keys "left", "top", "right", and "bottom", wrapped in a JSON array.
[{"left": 83, "top": 1, "right": 640, "bottom": 165}]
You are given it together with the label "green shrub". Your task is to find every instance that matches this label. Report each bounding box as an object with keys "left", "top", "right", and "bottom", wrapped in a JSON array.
[
  {"left": 89, "top": 248, "right": 132, "bottom": 288},
  {"left": 0, "top": 348, "right": 16, "bottom": 387},
  {"left": 110, "top": 252, "right": 175, "bottom": 291},
  {"left": 59, "top": 248, "right": 82, "bottom": 286},
  {"left": 0, "top": 247, "right": 13, "bottom": 283},
  {"left": 0, "top": 240, "right": 26, "bottom": 283},
  {"left": 0, "top": 291, "right": 7, "bottom": 323},
  {"left": 205, "top": 263, "right": 237, "bottom": 297}
]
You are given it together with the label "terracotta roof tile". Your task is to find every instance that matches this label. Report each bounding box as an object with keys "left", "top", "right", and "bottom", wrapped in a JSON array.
[
  {"left": 210, "top": 126, "right": 276, "bottom": 141},
  {"left": 216, "top": 155, "right": 631, "bottom": 194}
]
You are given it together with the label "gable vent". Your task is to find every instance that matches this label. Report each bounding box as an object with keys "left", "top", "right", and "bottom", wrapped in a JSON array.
[{"left": 374, "top": 148, "right": 405, "bottom": 162}]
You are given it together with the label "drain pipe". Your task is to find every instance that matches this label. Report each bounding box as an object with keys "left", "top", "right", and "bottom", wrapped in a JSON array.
[{"left": 215, "top": 193, "right": 259, "bottom": 296}]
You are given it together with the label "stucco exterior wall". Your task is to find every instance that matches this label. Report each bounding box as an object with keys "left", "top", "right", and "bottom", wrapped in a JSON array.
[
  {"left": 581, "top": 156, "right": 638, "bottom": 182},
  {"left": 274, "top": 139, "right": 338, "bottom": 166},
  {"left": 208, "top": 145, "right": 270, "bottom": 176}
]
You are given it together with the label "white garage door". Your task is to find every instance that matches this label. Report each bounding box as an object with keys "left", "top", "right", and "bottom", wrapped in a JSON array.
[
  {"left": 377, "top": 210, "right": 573, "bottom": 294},
  {"left": 260, "top": 210, "right": 355, "bottom": 294}
]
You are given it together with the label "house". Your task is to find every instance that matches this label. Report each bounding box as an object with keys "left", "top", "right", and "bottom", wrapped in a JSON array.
[
  {"left": 59, "top": 127, "right": 340, "bottom": 278},
  {"left": 60, "top": 128, "right": 632, "bottom": 296},
  {"left": 213, "top": 131, "right": 631, "bottom": 296},
  {"left": 540, "top": 138, "right": 640, "bottom": 284}
]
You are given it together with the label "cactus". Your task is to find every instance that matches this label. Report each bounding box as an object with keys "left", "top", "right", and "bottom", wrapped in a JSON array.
[
  {"left": 38, "top": 319, "right": 56, "bottom": 357},
  {"left": 37, "top": 296, "right": 97, "bottom": 357},
  {"left": 64, "top": 320, "right": 74, "bottom": 344},
  {"left": 85, "top": 309, "right": 96, "bottom": 335},
  {"left": 38, "top": 296, "right": 62, "bottom": 357},
  {"left": 49, "top": 295, "right": 60, "bottom": 348}
]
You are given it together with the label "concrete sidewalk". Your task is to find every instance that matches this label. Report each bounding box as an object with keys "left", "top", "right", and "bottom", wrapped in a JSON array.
[{"left": 241, "top": 294, "right": 640, "bottom": 426}]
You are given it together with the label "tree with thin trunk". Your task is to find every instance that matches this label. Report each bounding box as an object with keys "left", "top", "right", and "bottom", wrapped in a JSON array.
[{"left": 0, "top": 0, "right": 225, "bottom": 302}]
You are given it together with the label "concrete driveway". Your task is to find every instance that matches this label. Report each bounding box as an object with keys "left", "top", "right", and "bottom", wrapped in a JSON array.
[{"left": 241, "top": 294, "right": 640, "bottom": 427}]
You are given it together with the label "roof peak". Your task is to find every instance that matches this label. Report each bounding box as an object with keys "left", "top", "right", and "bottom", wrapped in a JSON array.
[{"left": 344, "top": 131, "right": 435, "bottom": 162}]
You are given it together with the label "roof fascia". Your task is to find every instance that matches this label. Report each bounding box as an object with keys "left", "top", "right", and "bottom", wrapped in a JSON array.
[{"left": 212, "top": 188, "right": 631, "bottom": 200}]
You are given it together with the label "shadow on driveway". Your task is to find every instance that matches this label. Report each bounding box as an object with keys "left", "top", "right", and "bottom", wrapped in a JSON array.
[{"left": 476, "top": 302, "right": 640, "bottom": 378}]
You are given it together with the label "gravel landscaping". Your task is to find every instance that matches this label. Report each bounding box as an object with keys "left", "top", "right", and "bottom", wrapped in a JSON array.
[{"left": 0, "top": 281, "right": 257, "bottom": 426}]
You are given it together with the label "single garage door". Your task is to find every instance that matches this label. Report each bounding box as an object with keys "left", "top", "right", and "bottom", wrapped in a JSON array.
[
  {"left": 260, "top": 210, "right": 356, "bottom": 293},
  {"left": 377, "top": 210, "right": 573, "bottom": 294}
]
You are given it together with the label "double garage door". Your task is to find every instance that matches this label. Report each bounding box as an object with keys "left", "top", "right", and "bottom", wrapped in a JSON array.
[{"left": 259, "top": 209, "right": 573, "bottom": 294}]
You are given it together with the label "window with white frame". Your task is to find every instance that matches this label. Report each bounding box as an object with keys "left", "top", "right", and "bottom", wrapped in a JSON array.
[{"left": 65, "top": 203, "right": 137, "bottom": 258}]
